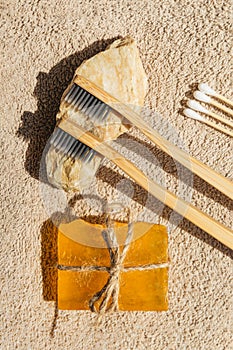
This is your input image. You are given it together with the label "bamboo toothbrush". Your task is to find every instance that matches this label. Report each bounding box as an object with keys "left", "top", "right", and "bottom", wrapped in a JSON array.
[
  {"left": 187, "top": 99, "right": 233, "bottom": 129},
  {"left": 49, "top": 77, "right": 233, "bottom": 248},
  {"left": 54, "top": 117, "right": 233, "bottom": 249},
  {"left": 51, "top": 76, "right": 233, "bottom": 199},
  {"left": 198, "top": 83, "right": 233, "bottom": 108},
  {"left": 58, "top": 75, "right": 233, "bottom": 200},
  {"left": 194, "top": 91, "right": 233, "bottom": 117},
  {"left": 183, "top": 108, "right": 233, "bottom": 137}
]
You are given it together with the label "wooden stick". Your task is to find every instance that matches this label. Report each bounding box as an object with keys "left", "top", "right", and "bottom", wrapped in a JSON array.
[
  {"left": 59, "top": 118, "right": 233, "bottom": 250},
  {"left": 203, "top": 118, "right": 233, "bottom": 137},
  {"left": 184, "top": 108, "right": 233, "bottom": 137},
  {"left": 187, "top": 99, "right": 233, "bottom": 129},
  {"left": 211, "top": 99, "right": 233, "bottom": 117},
  {"left": 207, "top": 109, "right": 233, "bottom": 129},
  {"left": 194, "top": 91, "right": 233, "bottom": 117},
  {"left": 214, "top": 93, "right": 233, "bottom": 109},
  {"left": 198, "top": 83, "right": 233, "bottom": 108},
  {"left": 74, "top": 75, "right": 233, "bottom": 200}
]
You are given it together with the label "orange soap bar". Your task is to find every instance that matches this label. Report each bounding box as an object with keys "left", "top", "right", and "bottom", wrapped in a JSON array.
[{"left": 57, "top": 219, "right": 168, "bottom": 311}]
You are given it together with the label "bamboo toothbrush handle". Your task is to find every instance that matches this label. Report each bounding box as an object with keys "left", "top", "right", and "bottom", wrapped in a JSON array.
[
  {"left": 204, "top": 119, "right": 233, "bottom": 137},
  {"left": 59, "top": 119, "right": 233, "bottom": 250},
  {"left": 74, "top": 75, "right": 233, "bottom": 200},
  {"left": 209, "top": 110, "right": 233, "bottom": 129}
]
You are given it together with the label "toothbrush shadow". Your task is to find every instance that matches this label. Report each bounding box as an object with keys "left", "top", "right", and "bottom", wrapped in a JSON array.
[
  {"left": 96, "top": 164, "right": 233, "bottom": 259},
  {"left": 114, "top": 132, "right": 233, "bottom": 211}
]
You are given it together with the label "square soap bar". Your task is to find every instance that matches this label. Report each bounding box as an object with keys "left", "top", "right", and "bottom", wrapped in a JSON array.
[{"left": 57, "top": 219, "right": 168, "bottom": 311}]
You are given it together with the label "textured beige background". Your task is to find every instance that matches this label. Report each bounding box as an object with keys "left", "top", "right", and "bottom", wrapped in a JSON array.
[{"left": 1, "top": 1, "right": 233, "bottom": 349}]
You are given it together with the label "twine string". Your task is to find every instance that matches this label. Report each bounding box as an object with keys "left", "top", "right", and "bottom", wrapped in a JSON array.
[{"left": 89, "top": 221, "right": 134, "bottom": 314}]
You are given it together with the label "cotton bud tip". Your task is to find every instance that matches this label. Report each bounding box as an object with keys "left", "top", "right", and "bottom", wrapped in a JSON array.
[
  {"left": 183, "top": 108, "right": 204, "bottom": 122},
  {"left": 187, "top": 99, "right": 208, "bottom": 114},
  {"left": 198, "top": 83, "right": 216, "bottom": 96},
  {"left": 194, "top": 91, "right": 211, "bottom": 103}
]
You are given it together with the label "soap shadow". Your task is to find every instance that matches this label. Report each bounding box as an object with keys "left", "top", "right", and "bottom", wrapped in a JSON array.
[
  {"left": 41, "top": 218, "right": 58, "bottom": 302},
  {"left": 41, "top": 207, "right": 79, "bottom": 337},
  {"left": 17, "top": 36, "right": 122, "bottom": 181}
]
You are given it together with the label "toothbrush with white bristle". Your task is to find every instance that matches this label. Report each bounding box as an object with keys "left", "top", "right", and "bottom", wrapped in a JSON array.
[
  {"left": 183, "top": 108, "right": 233, "bottom": 137},
  {"left": 198, "top": 83, "right": 233, "bottom": 108},
  {"left": 194, "top": 90, "right": 233, "bottom": 117},
  {"left": 187, "top": 99, "right": 233, "bottom": 128}
]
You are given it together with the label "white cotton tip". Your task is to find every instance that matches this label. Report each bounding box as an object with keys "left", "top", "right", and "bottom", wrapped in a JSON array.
[
  {"left": 198, "top": 83, "right": 216, "bottom": 96},
  {"left": 183, "top": 108, "right": 205, "bottom": 122},
  {"left": 187, "top": 99, "right": 209, "bottom": 114},
  {"left": 194, "top": 90, "right": 211, "bottom": 103}
]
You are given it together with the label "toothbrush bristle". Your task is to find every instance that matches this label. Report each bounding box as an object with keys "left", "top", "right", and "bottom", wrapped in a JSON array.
[
  {"left": 50, "top": 83, "right": 110, "bottom": 162},
  {"left": 64, "top": 83, "right": 110, "bottom": 122},
  {"left": 50, "top": 128, "right": 95, "bottom": 162}
]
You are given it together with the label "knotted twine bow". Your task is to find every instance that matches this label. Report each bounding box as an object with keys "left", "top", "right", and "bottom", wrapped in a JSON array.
[
  {"left": 58, "top": 203, "right": 169, "bottom": 314},
  {"left": 89, "top": 205, "right": 134, "bottom": 314}
]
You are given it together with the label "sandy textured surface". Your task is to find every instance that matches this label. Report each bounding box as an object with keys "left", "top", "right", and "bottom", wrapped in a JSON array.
[{"left": 1, "top": 1, "right": 232, "bottom": 349}]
